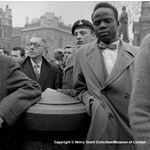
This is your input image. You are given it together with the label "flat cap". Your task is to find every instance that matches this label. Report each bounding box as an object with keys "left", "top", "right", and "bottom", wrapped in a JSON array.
[
  {"left": 64, "top": 44, "right": 74, "bottom": 49},
  {"left": 72, "top": 19, "right": 94, "bottom": 36},
  {"left": 54, "top": 48, "right": 64, "bottom": 53}
]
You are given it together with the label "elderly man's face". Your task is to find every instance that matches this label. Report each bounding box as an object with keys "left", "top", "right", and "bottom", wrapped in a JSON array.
[
  {"left": 28, "top": 37, "right": 44, "bottom": 59},
  {"left": 74, "top": 28, "right": 94, "bottom": 48}
]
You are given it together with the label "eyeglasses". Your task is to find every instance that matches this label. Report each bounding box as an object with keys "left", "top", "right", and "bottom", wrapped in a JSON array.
[
  {"left": 27, "top": 42, "right": 43, "bottom": 48},
  {"left": 64, "top": 51, "right": 72, "bottom": 55}
]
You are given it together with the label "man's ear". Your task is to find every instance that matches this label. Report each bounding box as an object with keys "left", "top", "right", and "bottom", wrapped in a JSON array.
[{"left": 91, "top": 32, "right": 96, "bottom": 40}]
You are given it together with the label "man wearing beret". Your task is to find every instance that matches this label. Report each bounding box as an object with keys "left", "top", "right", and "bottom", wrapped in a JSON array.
[
  {"left": 73, "top": 2, "right": 138, "bottom": 150},
  {"left": 58, "top": 19, "right": 95, "bottom": 96}
]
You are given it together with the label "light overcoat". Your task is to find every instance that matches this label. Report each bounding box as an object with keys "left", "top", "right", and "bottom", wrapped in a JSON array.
[{"left": 74, "top": 40, "right": 138, "bottom": 150}]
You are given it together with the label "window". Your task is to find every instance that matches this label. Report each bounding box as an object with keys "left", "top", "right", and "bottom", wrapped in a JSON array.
[{"left": 0, "top": 29, "right": 2, "bottom": 38}]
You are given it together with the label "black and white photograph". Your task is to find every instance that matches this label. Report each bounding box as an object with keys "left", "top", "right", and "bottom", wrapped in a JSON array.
[{"left": 0, "top": 0, "right": 149, "bottom": 150}]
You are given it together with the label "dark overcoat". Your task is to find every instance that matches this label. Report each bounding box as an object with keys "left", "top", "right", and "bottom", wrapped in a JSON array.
[
  {"left": 0, "top": 55, "right": 41, "bottom": 150},
  {"left": 20, "top": 56, "right": 59, "bottom": 92}
]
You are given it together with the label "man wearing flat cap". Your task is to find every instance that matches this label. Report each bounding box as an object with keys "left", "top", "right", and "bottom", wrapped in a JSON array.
[{"left": 58, "top": 19, "right": 95, "bottom": 96}]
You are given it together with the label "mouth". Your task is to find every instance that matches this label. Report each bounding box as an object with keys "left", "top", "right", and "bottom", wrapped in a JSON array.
[
  {"left": 77, "top": 41, "right": 83, "bottom": 45},
  {"left": 28, "top": 51, "right": 35, "bottom": 55},
  {"left": 98, "top": 31, "right": 110, "bottom": 36}
]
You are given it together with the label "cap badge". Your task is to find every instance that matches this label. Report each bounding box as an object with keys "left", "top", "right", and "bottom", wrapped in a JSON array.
[{"left": 78, "top": 20, "right": 83, "bottom": 25}]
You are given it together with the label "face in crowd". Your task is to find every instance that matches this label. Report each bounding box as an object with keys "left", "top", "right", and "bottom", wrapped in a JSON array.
[
  {"left": 28, "top": 37, "right": 45, "bottom": 59},
  {"left": 92, "top": 4, "right": 119, "bottom": 44},
  {"left": 11, "top": 50, "right": 23, "bottom": 62},
  {"left": 74, "top": 28, "right": 94, "bottom": 48},
  {"left": 64, "top": 46, "right": 73, "bottom": 61},
  {"left": 54, "top": 50, "right": 64, "bottom": 62}
]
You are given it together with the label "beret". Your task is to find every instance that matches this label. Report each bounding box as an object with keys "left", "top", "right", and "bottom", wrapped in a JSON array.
[{"left": 72, "top": 19, "right": 94, "bottom": 35}]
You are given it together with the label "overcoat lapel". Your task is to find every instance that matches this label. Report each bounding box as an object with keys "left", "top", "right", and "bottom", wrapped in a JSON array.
[
  {"left": 86, "top": 41, "right": 106, "bottom": 87},
  {"left": 21, "top": 57, "right": 37, "bottom": 81},
  {"left": 63, "top": 54, "right": 73, "bottom": 73},
  {"left": 105, "top": 42, "right": 134, "bottom": 87},
  {"left": 38, "top": 57, "right": 49, "bottom": 84}
]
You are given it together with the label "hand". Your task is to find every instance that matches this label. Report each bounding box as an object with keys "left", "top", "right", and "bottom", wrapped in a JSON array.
[
  {"left": 61, "top": 89, "right": 75, "bottom": 97},
  {"left": 57, "top": 89, "right": 64, "bottom": 93},
  {"left": 86, "top": 96, "right": 95, "bottom": 116},
  {"left": 0, "top": 117, "right": 4, "bottom": 128},
  {"left": 57, "top": 89, "right": 75, "bottom": 97}
]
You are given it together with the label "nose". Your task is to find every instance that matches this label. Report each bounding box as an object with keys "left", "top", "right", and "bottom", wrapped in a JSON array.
[
  {"left": 99, "top": 21, "right": 107, "bottom": 29},
  {"left": 76, "top": 33, "right": 82, "bottom": 39},
  {"left": 29, "top": 45, "right": 35, "bottom": 50}
]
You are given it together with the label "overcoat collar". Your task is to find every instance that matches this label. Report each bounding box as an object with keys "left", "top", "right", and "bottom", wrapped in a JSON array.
[
  {"left": 85, "top": 40, "right": 106, "bottom": 87},
  {"left": 85, "top": 40, "right": 136, "bottom": 87},
  {"left": 22, "top": 56, "right": 51, "bottom": 82}
]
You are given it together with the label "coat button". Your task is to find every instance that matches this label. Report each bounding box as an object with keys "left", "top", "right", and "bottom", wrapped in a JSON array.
[
  {"left": 109, "top": 113, "right": 114, "bottom": 120},
  {"left": 124, "top": 93, "right": 130, "bottom": 99}
]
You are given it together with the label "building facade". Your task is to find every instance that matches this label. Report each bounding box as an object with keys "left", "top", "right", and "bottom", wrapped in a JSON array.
[
  {"left": 133, "top": 2, "right": 150, "bottom": 46},
  {"left": 12, "top": 12, "right": 74, "bottom": 60},
  {"left": 0, "top": 5, "right": 12, "bottom": 52}
]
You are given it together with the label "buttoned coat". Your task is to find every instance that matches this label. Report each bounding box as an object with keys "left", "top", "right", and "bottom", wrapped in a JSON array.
[
  {"left": 0, "top": 55, "right": 41, "bottom": 150},
  {"left": 20, "top": 56, "right": 59, "bottom": 92},
  {"left": 74, "top": 40, "right": 138, "bottom": 150}
]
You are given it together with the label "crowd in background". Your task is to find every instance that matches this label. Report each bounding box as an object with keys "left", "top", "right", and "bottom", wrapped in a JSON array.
[{"left": 1, "top": 2, "right": 150, "bottom": 150}]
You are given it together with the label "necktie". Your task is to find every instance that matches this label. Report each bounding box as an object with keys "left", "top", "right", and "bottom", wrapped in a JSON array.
[
  {"left": 34, "top": 64, "right": 40, "bottom": 81},
  {"left": 99, "top": 42, "right": 117, "bottom": 50}
]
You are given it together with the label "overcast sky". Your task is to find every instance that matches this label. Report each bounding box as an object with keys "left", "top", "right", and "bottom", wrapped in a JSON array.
[
  {"left": 0, "top": 1, "right": 142, "bottom": 39},
  {"left": 0, "top": 1, "right": 98, "bottom": 27}
]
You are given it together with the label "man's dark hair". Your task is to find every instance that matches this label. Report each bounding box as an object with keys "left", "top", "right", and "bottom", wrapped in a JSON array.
[
  {"left": 64, "top": 44, "right": 74, "bottom": 49},
  {"left": 122, "top": 6, "right": 126, "bottom": 11},
  {"left": 91, "top": 2, "right": 118, "bottom": 22},
  {"left": 3, "top": 49, "right": 9, "bottom": 55},
  {"left": 12, "top": 47, "right": 25, "bottom": 57}
]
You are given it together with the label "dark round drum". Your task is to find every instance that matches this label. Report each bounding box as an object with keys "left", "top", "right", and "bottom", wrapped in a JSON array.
[
  {"left": 22, "top": 88, "right": 88, "bottom": 131},
  {"left": 16, "top": 88, "right": 90, "bottom": 150}
]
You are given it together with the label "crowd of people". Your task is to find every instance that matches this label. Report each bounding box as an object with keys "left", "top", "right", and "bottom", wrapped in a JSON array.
[{"left": 0, "top": 2, "right": 150, "bottom": 150}]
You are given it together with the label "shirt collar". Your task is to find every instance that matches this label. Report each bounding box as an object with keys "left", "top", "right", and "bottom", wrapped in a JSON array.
[{"left": 30, "top": 58, "right": 42, "bottom": 68}]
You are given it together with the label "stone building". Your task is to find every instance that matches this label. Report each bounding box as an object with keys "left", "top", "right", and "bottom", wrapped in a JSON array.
[
  {"left": 12, "top": 12, "right": 74, "bottom": 60},
  {"left": 11, "top": 27, "right": 23, "bottom": 48},
  {"left": 132, "top": 2, "right": 150, "bottom": 46},
  {"left": 0, "top": 5, "right": 12, "bottom": 52}
]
